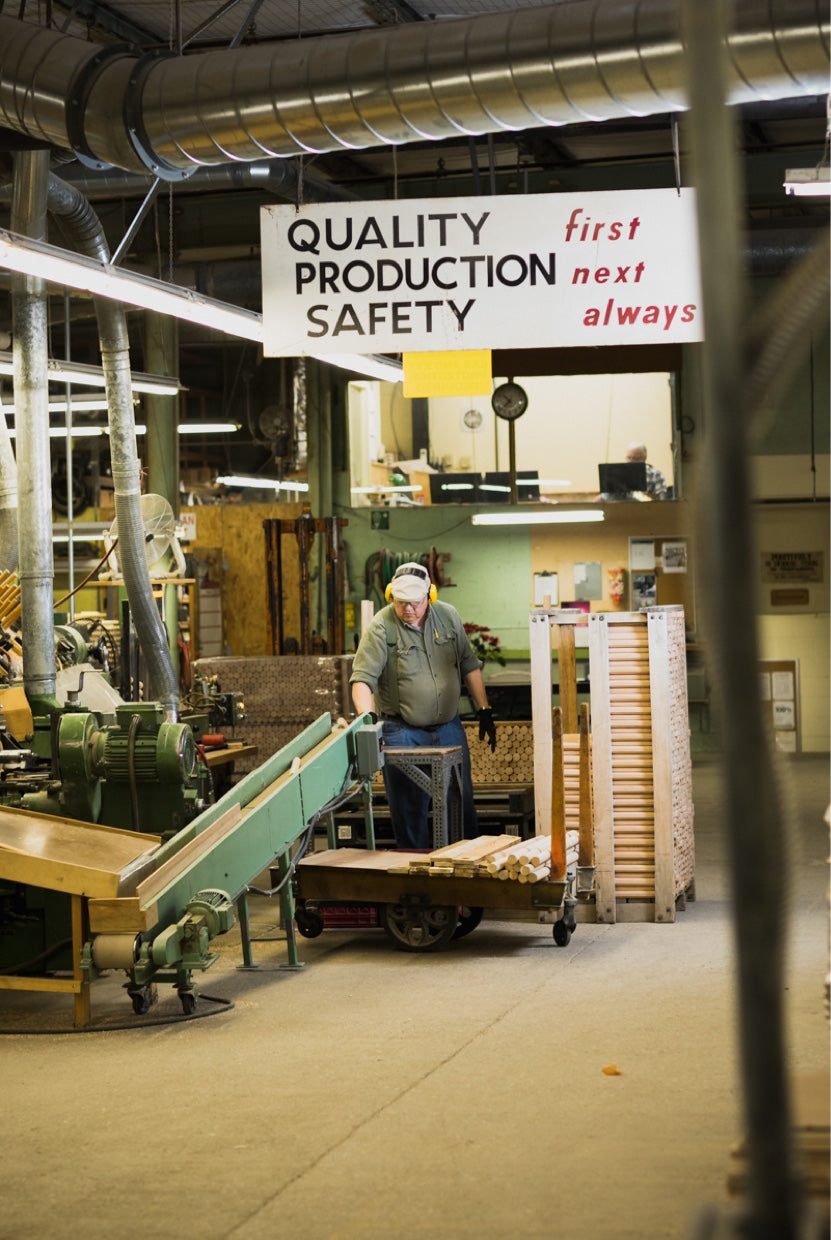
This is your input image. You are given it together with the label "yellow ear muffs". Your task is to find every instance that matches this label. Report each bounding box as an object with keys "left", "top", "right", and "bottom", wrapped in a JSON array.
[
  {"left": 385, "top": 572, "right": 438, "bottom": 603},
  {"left": 384, "top": 581, "right": 437, "bottom": 602}
]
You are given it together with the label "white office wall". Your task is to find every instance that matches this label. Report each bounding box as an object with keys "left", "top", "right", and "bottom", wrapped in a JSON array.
[{"left": 426, "top": 372, "right": 674, "bottom": 493}]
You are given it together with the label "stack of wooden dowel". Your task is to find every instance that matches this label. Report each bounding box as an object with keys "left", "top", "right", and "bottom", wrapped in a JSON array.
[
  {"left": 485, "top": 832, "right": 580, "bottom": 883},
  {"left": 0, "top": 571, "right": 22, "bottom": 656},
  {"left": 606, "top": 620, "right": 656, "bottom": 900}
]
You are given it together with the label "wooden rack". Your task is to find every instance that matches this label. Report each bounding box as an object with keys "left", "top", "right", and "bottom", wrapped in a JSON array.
[{"left": 530, "top": 605, "right": 694, "bottom": 924}]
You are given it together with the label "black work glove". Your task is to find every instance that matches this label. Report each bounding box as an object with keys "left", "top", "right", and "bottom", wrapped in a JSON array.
[{"left": 478, "top": 707, "right": 497, "bottom": 752}]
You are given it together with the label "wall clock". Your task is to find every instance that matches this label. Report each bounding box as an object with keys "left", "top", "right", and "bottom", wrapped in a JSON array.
[{"left": 491, "top": 381, "right": 528, "bottom": 421}]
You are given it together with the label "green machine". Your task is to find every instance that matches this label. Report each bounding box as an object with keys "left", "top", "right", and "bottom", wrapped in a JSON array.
[
  {"left": 0, "top": 711, "right": 383, "bottom": 1021},
  {"left": 18, "top": 701, "right": 206, "bottom": 834},
  {"left": 84, "top": 712, "right": 382, "bottom": 1016}
]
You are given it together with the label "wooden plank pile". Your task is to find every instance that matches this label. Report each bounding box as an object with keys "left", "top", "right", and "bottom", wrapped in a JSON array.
[
  {"left": 407, "top": 833, "right": 519, "bottom": 877},
  {"left": 406, "top": 832, "right": 580, "bottom": 881}
]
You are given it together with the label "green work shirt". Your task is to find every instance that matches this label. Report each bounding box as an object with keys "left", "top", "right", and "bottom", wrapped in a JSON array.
[{"left": 350, "top": 601, "right": 480, "bottom": 726}]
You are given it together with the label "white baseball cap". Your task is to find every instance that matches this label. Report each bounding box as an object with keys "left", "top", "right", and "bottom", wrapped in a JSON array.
[{"left": 389, "top": 562, "right": 431, "bottom": 603}]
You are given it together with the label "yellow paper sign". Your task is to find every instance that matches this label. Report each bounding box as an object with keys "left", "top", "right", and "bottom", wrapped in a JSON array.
[{"left": 402, "top": 350, "right": 492, "bottom": 397}]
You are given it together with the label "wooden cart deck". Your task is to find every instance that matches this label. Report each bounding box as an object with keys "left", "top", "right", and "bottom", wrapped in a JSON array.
[{"left": 296, "top": 847, "right": 568, "bottom": 911}]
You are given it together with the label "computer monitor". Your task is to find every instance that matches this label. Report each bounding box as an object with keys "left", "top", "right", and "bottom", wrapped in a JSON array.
[
  {"left": 479, "top": 471, "right": 541, "bottom": 503},
  {"left": 429, "top": 472, "right": 481, "bottom": 504},
  {"left": 598, "top": 461, "right": 648, "bottom": 497}
]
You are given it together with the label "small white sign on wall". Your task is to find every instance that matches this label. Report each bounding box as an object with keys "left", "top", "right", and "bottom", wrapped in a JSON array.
[{"left": 261, "top": 188, "right": 702, "bottom": 356}]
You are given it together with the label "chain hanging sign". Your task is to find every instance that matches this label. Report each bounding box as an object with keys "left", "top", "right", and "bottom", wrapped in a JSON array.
[{"left": 260, "top": 188, "right": 702, "bottom": 357}]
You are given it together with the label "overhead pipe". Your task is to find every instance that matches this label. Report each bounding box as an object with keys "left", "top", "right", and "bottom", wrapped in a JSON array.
[
  {"left": 45, "top": 175, "right": 180, "bottom": 717},
  {"left": 0, "top": 2, "right": 825, "bottom": 179},
  {"left": 55, "top": 160, "right": 356, "bottom": 202}
]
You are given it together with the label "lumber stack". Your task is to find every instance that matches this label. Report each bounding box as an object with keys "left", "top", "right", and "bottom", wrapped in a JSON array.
[
  {"left": 406, "top": 832, "right": 581, "bottom": 880},
  {"left": 192, "top": 654, "right": 353, "bottom": 772},
  {"left": 587, "top": 607, "right": 694, "bottom": 923},
  {"left": 407, "top": 834, "right": 520, "bottom": 877},
  {"left": 463, "top": 720, "right": 534, "bottom": 783}
]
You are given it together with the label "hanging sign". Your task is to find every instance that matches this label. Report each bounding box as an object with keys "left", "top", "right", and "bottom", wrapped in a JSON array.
[{"left": 260, "top": 188, "right": 702, "bottom": 357}]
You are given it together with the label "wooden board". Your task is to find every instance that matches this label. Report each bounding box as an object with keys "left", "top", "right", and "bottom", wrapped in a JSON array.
[{"left": 0, "top": 805, "right": 160, "bottom": 898}]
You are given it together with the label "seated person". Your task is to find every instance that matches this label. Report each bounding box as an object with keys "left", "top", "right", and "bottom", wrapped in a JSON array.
[{"left": 625, "top": 442, "right": 668, "bottom": 500}]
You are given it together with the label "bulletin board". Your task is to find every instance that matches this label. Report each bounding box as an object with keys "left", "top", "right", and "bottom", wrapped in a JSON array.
[
  {"left": 759, "top": 659, "right": 800, "bottom": 753},
  {"left": 629, "top": 536, "right": 695, "bottom": 627}
]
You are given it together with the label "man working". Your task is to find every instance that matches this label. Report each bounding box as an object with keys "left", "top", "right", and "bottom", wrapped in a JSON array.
[
  {"left": 350, "top": 561, "right": 496, "bottom": 849},
  {"left": 625, "top": 441, "right": 668, "bottom": 499}
]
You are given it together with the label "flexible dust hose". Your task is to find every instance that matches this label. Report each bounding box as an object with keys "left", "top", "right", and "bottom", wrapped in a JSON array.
[
  {"left": 11, "top": 149, "right": 57, "bottom": 707},
  {"left": 45, "top": 175, "right": 179, "bottom": 718}
]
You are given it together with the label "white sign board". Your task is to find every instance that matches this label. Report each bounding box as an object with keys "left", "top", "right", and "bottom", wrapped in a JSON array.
[{"left": 261, "top": 188, "right": 702, "bottom": 356}]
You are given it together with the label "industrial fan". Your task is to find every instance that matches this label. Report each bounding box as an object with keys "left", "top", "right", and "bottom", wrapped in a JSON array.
[{"left": 105, "top": 493, "right": 187, "bottom": 579}]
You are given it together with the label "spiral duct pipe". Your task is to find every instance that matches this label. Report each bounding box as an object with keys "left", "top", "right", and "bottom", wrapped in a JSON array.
[{"left": 0, "top": 1, "right": 825, "bottom": 178}]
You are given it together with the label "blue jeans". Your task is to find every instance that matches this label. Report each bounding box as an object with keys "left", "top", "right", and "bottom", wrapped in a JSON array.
[{"left": 380, "top": 715, "right": 478, "bottom": 850}]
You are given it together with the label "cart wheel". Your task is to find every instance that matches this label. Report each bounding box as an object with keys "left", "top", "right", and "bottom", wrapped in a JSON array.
[
  {"left": 553, "top": 920, "right": 572, "bottom": 947},
  {"left": 128, "top": 984, "right": 157, "bottom": 1015},
  {"left": 179, "top": 990, "right": 197, "bottom": 1016},
  {"left": 381, "top": 902, "right": 459, "bottom": 952},
  {"left": 295, "top": 908, "right": 325, "bottom": 938},
  {"left": 453, "top": 906, "right": 484, "bottom": 939}
]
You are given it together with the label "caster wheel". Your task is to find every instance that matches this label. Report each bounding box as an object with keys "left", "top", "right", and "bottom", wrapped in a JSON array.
[
  {"left": 128, "top": 984, "right": 157, "bottom": 1015},
  {"left": 452, "top": 906, "right": 484, "bottom": 939},
  {"left": 381, "top": 902, "right": 458, "bottom": 952},
  {"left": 295, "top": 908, "right": 325, "bottom": 938},
  {"left": 179, "top": 990, "right": 197, "bottom": 1016},
  {"left": 553, "top": 920, "right": 572, "bottom": 947}
]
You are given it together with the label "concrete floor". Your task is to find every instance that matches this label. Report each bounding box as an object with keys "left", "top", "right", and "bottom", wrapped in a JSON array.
[{"left": 2, "top": 754, "right": 828, "bottom": 1240}]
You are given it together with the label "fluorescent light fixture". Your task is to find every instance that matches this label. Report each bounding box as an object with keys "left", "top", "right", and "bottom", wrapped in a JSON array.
[
  {"left": 0, "top": 233, "right": 403, "bottom": 381},
  {"left": 0, "top": 352, "right": 181, "bottom": 395},
  {"left": 134, "top": 423, "right": 239, "bottom": 436},
  {"left": 440, "top": 482, "right": 476, "bottom": 491},
  {"left": 177, "top": 422, "right": 239, "bottom": 435},
  {"left": 314, "top": 352, "right": 403, "bottom": 383},
  {"left": 2, "top": 398, "right": 111, "bottom": 414},
  {"left": 216, "top": 474, "right": 309, "bottom": 493},
  {"left": 471, "top": 510, "right": 605, "bottom": 526},
  {"left": 0, "top": 227, "right": 266, "bottom": 342},
  {"left": 6, "top": 420, "right": 238, "bottom": 437},
  {"left": 7, "top": 425, "right": 106, "bottom": 438},
  {"left": 783, "top": 166, "right": 830, "bottom": 196}
]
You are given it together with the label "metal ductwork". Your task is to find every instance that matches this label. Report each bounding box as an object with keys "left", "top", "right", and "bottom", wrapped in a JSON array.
[{"left": 0, "top": 1, "right": 826, "bottom": 179}]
